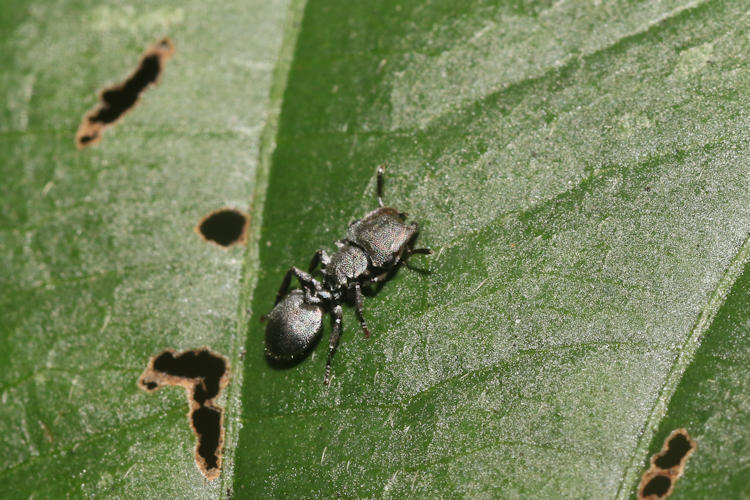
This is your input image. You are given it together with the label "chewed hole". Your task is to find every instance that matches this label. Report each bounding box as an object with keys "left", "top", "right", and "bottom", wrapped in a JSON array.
[
  {"left": 193, "top": 406, "right": 222, "bottom": 470},
  {"left": 151, "top": 349, "right": 227, "bottom": 405},
  {"left": 641, "top": 474, "right": 672, "bottom": 498},
  {"left": 138, "top": 348, "right": 229, "bottom": 480},
  {"left": 654, "top": 432, "right": 694, "bottom": 470},
  {"left": 638, "top": 429, "right": 696, "bottom": 500},
  {"left": 197, "top": 208, "right": 249, "bottom": 248},
  {"left": 76, "top": 38, "right": 175, "bottom": 149}
]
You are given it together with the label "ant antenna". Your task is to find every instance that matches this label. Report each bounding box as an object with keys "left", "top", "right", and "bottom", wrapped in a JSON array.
[{"left": 376, "top": 165, "right": 385, "bottom": 207}]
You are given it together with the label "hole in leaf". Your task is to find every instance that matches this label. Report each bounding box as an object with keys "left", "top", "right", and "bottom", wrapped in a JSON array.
[
  {"left": 654, "top": 432, "right": 694, "bottom": 470},
  {"left": 139, "top": 347, "right": 229, "bottom": 480},
  {"left": 641, "top": 474, "right": 672, "bottom": 499},
  {"left": 76, "top": 38, "right": 175, "bottom": 149},
  {"left": 196, "top": 208, "right": 249, "bottom": 248},
  {"left": 637, "top": 429, "right": 696, "bottom": 500},
  {"left": 193, "top": 406, "right": 222, "bottom": 471}
]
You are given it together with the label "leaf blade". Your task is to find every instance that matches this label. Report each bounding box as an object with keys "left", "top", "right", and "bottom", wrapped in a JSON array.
[
  {"left": 0, "top": 0, "right": 294, "bottom": 496},
  {"left": 234, "top": 0, "right": 750, "bottom": 497}
]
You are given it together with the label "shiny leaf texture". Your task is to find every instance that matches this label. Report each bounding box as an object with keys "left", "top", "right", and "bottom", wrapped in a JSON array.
[
  {"left": 1, "top": 0, "right": 749, "bottom": 498},
  {"left": 234, "top": 0, "right": 749, "bottom": 498},
  {"left": 0, "top": 0, "right": 293, "bottom": 497}
]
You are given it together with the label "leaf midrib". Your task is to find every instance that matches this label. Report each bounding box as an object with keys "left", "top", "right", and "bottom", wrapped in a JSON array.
[{"left": 220, "top": 0, "right": 309, "bottom": 495}]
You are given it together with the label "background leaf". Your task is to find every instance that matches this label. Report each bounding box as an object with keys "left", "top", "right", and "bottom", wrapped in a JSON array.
[
  {"left": 234, "top": 0, "right": 749, "bottom": 498},
  {"left": 2, "top": 0, "right": 749, "bottom": 498},
  {"left": 0, "top": 0, "right": 294, "bottom": 496}
]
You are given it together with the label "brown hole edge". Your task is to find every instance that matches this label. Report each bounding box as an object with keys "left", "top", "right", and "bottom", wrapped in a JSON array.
[
  {"left": 195, "top": 208, "right": 250, "bottom": 248},
  {"left": 638, "top": 428, "right": 696, "bottom": 500},
  {"left": 76, "top": 37, "right": 175, "bottom": 149},
  {"left": 138, "top": 347, "right": 229, "bottom": 480}
]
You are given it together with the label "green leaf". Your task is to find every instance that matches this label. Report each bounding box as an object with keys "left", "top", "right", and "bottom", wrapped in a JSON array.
[
  {"left": 0, "top": 0, "right": 296, "bottom": 496},
  {"left": 233, "top": 0, "right": 749, "bottom": 498},
  {"left": 3, "top": 0, "right": 749, "bottom": 498}
]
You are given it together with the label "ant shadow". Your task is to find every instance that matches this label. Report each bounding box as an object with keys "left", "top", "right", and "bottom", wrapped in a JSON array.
[
  {"left": 405, "top": 260, "right": 432, "bottom": 276},
  {"left": 362, "top": 259, "right": 432, "bottom": 297}
]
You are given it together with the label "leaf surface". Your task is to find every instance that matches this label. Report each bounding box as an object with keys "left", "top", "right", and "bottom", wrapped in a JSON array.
[
  {"left": 233, "top": 0, "right": 749, "bottom": 498},
  {"left": 635, "top": 260, "right": 750, "bottom": 498},
  {"left": 0, "top": 0, "right": 294, "bottom": 496},
  {"left": 2, "top": 0, "right": 749, "bottom": 498}
]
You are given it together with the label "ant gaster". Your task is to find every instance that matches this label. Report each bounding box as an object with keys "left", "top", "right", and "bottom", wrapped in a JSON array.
[{"left": 264, "top": 166, "right": 431, "bottom": 384}]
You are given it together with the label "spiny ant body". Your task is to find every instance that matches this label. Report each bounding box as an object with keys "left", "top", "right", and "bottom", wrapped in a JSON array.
[{"left": 264, "top": 166, "right": 430, "bottom": 384}]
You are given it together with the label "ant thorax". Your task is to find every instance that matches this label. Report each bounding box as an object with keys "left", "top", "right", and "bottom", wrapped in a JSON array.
[{"left": 323, "top": 243, "right": 369, "bottom": 290}]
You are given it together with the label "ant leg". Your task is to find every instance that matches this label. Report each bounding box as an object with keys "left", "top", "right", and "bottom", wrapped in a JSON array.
[
  {"left": 353, "top": 283, "right": 371, "bottom": 338},
  {"left": 377, "top": 165, "right": 385, "bottom": 208},
  {"left": 308, "top": 249, "right": 330, "bottom": 274},
  {"left": 409, "top": 247, "right": 432, "bottom": 256},
  {"left": 275, "top": 267, "right": 317, "bottom": 305},
  {"left": 324, "top": 305, "right": 343, "bottom": 385}
]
